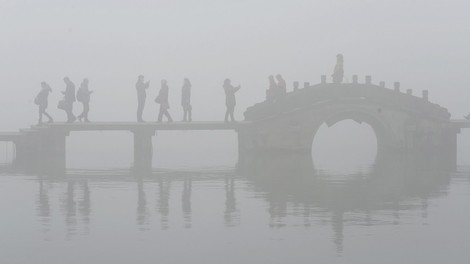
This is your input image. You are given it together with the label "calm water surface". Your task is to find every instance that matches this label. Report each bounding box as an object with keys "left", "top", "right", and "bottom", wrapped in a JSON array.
[{"left": 1, "top": 157, "right": 470, "bottom": 264}]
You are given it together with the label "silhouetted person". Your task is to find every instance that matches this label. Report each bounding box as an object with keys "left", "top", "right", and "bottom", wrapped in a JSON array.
[
  {"left": 223, "top": 78, "right": 241, "bottom": 123},
  {"left": 34, "top": 82, "right": 53, "bottom": 125},
  {"left": 76, "top": 78, "right": 93, "bottom": 122},
  {"left": 59, "top": 77, "right": 76, "bottom": 123},
  {"left": 266, "top": 75, "right": 277, "bottom": 102},
  {"left": 276, "top": 74, "right": 286, "bottom": 96},
  {"left": 136, "top": 75, "right": 150, "bottom": 122},
  {"left": 332, "top": 54, "right": 344, "bottom": 84},
  {"left": 155, "top": 79, "right": 173, "bottom": 122},
  {"left": 181, "top": 78, "right": 192, "bottom": 122}
]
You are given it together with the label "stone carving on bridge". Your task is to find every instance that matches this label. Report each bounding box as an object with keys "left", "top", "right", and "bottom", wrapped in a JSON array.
[{"left": 332, "top": 54, "right": 344, "bottom": 84}]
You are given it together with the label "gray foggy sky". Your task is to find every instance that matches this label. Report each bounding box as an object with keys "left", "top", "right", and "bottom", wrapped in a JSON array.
[{"left": 1, "top": 0, "right": 469, "bottom": 130}]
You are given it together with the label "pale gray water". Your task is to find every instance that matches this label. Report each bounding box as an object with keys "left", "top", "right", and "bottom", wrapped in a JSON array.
[{"left": 1, "top": 159, "right": 470, "bottom": 264}]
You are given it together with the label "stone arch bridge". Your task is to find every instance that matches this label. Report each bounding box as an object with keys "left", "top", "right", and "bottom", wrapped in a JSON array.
[
  {"left": 0, "top": 78, "right": 466, "bottom": 173},
  {"left": 240, "top": 80, "right": 458, "bottom": 161}
]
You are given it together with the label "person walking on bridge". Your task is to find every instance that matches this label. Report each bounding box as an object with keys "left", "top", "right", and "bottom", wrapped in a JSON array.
[
  {"left": 77, "top": 78, "right": 93, "bottom": 122},
  {"left": 181, "top": 78, "right": 192, "bottom": 122},
  {"left": 223, "top": 78, "right": 241, "bottom": 123},
  {"left": 155, "top": 79, "right": 173, "bottom": 123},
  {"left": 266, "top": 75, "right": 277, "bottom": 102},
  {"left": 136, "top": 75, "right": 150, "bottom": 122},
  {"left": 59, "top": 77, "right": 76, "bottom": 123},
  {"left": 276, "top": 74, "right": 287, "bottom": 97},
  {"left": 34, "top": 82, "right": 53, "bottom": 125}
]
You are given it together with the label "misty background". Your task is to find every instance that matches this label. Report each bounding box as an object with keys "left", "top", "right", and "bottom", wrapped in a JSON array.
[{"left": 1, "top": 0, "right": 470, "bottom": 169}]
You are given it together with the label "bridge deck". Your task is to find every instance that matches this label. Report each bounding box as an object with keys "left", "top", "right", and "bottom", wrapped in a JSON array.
[
  {"left": 0, "top": 132, "right": 23, "bottom": 142},
  {"left": 42, "top": 121, "right": 251, "bottom": 132},
  {"left": 450, "top": 120, "right": 470, "bottom": 129}
]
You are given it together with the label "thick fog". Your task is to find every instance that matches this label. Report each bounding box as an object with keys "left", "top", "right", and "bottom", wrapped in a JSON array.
[
  {"left": 1, "top": 0, "right": 470, "bottom": 130},
  {"left": 2, "top": 2, "right": 470, "bottom": 264}
]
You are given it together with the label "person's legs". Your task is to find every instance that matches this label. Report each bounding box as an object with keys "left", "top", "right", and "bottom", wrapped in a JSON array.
[
  {"left": 225, "top": 108, "right": 230, "bottom": 122},
  {"left": 158, "top": 106, "right": 164, "bottom": 122},
  {"left": 188, "top": 109, "right": 192, "bottom": 122},
  {"left": 229, "top": 105, "right": 235, "bottom": 122},
  {"left": 44, "top": 110, "right": 53, "bottom": 123},
  {"left": 137, "top": 98, "right": 145, "bottom": 122},
  {"left": 38, "top": 107, "right": 43, "bottom": 124},
  {"left": 66, "top": 103, "right": 75, "bottom": 123},
  {"left": 83, "top": 102, "right": 90, "bottom": 122},
  {"left": 66, "top": 109, "right": 72, "bottom": 122},
  {"left": 164, "top": 109, "right": 173, "bottom": 122},
  {"left": 183, "top": 109, "right": 187, "bottom": 122},
  {"left": 77, "top": 102, "right": 83, "bottom": 121}
]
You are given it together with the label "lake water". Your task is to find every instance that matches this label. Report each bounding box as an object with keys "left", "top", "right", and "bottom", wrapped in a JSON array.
[{"left": 1, "top": 152, "right": 470, "bottom": 264}]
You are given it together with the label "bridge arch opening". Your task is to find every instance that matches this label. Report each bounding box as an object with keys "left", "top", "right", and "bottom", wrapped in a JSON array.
[{"left": 312, "top": 120, "right": 378, "bottom": 174}]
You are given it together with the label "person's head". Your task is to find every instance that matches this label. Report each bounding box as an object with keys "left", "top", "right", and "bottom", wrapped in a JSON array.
[
  {"left": 224, "top": 78, "right": 231, "bottom": 86},
  {"left": 161, "top": 79, "right": 167, "bottom": 85},
  {"left": 276, "top": 74, "right": 283, "bottom": 81},
  {"left": 138, "top": 75, "right": 144, "bottom": 81},
  {"left": 82, "top": 78, "right": 89, "bottom": 85},
  {"left": 184, "top": 78, "right": 190, "bottom": 86},
  {"left": 269, "top": 75, "right": 274, "bottom": 81},
  {"left": 41, "top": 82, "right": 51, "bottom": 91},
  {"left": 64, "top": 77, "right": 70, "bottom": 83}
]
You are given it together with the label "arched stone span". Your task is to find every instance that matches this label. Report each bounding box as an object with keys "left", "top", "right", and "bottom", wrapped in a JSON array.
[{"left": 240, "top": 83, "right": 456, "bottom": 159}]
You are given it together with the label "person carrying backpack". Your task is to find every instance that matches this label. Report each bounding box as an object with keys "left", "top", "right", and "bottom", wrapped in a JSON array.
[
  {"left": 76, "top": 78, "right": 93, "bottom": 122},
  {"left": 35, "top": 82, "right": 53, "bottom": 125}
]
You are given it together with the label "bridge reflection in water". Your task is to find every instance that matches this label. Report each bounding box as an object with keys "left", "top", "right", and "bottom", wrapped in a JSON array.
[{"left": 33, "top": 151, "right": 451, "bottom": 253}]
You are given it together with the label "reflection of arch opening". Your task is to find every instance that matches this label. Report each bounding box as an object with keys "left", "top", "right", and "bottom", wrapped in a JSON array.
[{"left": 312, "top": 117, "right": 378, "bottom": 174}]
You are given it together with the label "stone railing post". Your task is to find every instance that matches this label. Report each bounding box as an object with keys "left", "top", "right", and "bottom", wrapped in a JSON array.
[
  {"left": 422, "top": 90, "right": 429, "bottom": 101},
  {"left": 352, "top": 75, "right": 358, "bottom": 84},
  {"left": 394, "top": 82, "right": 400, "bottom": 92}
]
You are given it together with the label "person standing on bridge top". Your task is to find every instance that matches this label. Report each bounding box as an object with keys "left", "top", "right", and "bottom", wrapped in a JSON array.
[
  {"left": 155, "top": 79, "right": 173, "bottom": 123},
  {"left": 77, "top": 78, "right": 93, "bottom": 122},
  {"left": 136, "top": 75, "right": 150, "bottom": 122},
  {"left": 223, "top": 78, "right": 241, "bottom": 123},
  {"left": 332, "top": 54, "right": 344, "bottom": 84},
  {"left": 266, "top": 75, "right": 277, "bottom": 102},
  {"left": 34, "top": 82, "right": 53, "bottom": 125},
  {"left": 276, "top": 74, "right": 287, "bottom": 97},
  {"left": 59, "top": 77, "right": 76, "bottom": 123},
  {"left": 181, "top": 78, "right": 192, "bottom": 122}
]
